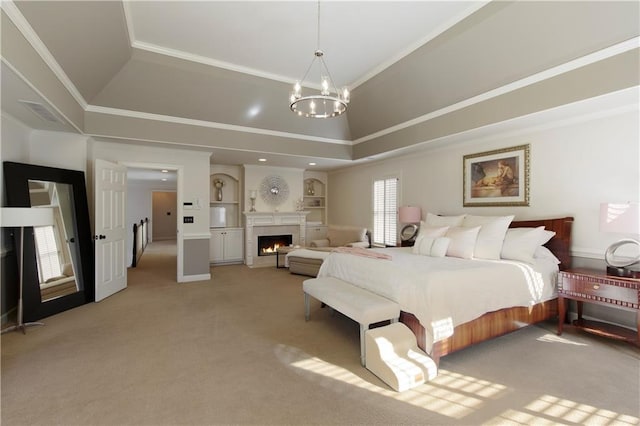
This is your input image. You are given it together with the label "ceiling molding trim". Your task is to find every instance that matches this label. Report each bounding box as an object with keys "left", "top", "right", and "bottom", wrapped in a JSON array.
[
  {"left": 85, "top": 104, "right": 352, "bottom": 146},
  {"left": 121, "top": 0, "right": 136, "bottom": 47},
  {"left": 132, "top": 40, "right": 309, "bottom": 88},
  {"left": 350, "top": 0, "right": 491, "bottom": 90},
  {"left": 2, "top": 58, "right": 83, "bottom": 134},
  {"left": 1, "top": 0, "right": 88, "bottom": 109},
  {"left": 353, "top": 36, "right": 640, "bottom": 146},
  {"left": 91, "top": 132, "right": 352, "bottom": 166}
]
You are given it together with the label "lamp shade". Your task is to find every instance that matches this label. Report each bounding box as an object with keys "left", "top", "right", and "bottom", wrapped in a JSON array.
[
  {"left": 599, "top": 202, "right": 640, "bottom": 234},
  {"left": 1, "top": 207, "right": 54, "bottom": 227},
  {"left": 398, "top": 206, "right": 421, "bottom": 224}
]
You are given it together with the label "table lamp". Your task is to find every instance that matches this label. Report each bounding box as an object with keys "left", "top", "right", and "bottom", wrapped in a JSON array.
[
  {"left": 599, "top": 202, "right": 640, "bottom": 278},
  {"left": 398, "top": 206, "right": 421, "bottom": 244},
  {"left": 1, "top": 207, "right": 54, "bottom": 334}
]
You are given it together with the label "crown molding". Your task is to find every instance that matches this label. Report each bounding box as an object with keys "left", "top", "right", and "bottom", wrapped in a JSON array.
[
  {"left": 85, "top": 105, "right": 352, "bottom": 146},
  {"left": 350, "top": 1, "right": 491, "bottom": 90},
  {"left": 353, "top": 37, "right": 640, "bottom": 145},
  {"left": 1, "top": 0, "right": 88, "bottom": 109},
  {"left": 132, "top": 41, "right": 302, "bottom": 88}
]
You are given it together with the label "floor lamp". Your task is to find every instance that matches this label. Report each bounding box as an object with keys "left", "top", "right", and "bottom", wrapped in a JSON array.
[{"left": 1, "top": 207, "right": 54, "bottom": 334}]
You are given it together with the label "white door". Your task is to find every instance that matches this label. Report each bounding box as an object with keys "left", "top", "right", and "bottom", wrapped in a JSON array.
[{"left": 94, "top": 159, "right": 127, "bottom": 301}]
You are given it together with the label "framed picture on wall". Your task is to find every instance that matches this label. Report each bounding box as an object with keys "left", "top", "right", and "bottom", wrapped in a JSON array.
[{"left": 463, "top": 144, "right": 530, "bottom": 207}]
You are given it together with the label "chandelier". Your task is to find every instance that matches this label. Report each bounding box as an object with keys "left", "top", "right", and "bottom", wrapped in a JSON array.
[{"left": 289, "top": 1, "right": 350, "bottom": 118}]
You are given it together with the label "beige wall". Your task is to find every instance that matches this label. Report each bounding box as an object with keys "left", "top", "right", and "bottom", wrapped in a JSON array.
[{"left": 152, "top": 191, "right": 177, "bottom": 241}]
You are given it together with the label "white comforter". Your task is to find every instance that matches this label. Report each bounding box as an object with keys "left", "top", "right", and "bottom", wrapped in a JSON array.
[{"left": 317, "top": 247, "right": 558, "bottom": 352}]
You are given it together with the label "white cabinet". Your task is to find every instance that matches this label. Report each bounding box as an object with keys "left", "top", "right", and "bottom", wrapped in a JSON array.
[
  {"left": 306, "top": 225, "right": 328, "bottom": 242},
  {"left": 210, "top": 228, "right": 244, "bottom": 264}
]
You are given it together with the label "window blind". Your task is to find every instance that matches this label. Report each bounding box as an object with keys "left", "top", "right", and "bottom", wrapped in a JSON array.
[
  {"left": 373, "top": 177, "right": 398, "bottom": 246},
  {"left": 34, "top": 226, "right": 62, "bottom": 281}
]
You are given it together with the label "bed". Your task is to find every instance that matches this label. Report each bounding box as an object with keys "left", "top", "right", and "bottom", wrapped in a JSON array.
[{"left": 316, "top": 217, "right": 574, "bottom": 363}]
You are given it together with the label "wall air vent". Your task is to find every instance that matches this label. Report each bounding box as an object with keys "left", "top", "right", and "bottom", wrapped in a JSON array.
[{"left": 19, "top": 100, "right": 60, "bottom": 123}]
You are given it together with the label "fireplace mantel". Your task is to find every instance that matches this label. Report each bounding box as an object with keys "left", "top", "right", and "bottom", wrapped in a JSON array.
[{"left": 244, "top": 211, "right": 309, "bottom": 267}]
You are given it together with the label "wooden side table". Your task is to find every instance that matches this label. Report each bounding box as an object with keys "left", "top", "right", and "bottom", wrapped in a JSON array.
[{"left": 558, "top": 268, "right": 640, "bottom": 346}]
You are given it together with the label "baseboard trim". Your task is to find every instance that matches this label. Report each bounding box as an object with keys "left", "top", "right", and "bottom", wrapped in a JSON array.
[{"left": 179, "top": 273, "right": 211, "bottom": 283}]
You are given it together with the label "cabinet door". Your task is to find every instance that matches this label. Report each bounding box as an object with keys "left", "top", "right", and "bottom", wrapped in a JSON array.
[
  {"left": 210, "top": 230, "right": 225, "bottom": 262},
  {"left": 224, "top": 229, "right": 244, "bottom": 262}
]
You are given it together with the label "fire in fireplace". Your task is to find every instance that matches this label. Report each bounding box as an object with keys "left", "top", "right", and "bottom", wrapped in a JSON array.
[{"left": 257, "top": 234, "right": 293, "bottom": 256}]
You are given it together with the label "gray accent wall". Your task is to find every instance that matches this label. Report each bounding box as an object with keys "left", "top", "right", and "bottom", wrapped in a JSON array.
[
  {"left": 348, "top": 0, "right": 640, "bottom": 139},
  {"left": 183, "top": 238, "right": 210, "bottom": 276}
]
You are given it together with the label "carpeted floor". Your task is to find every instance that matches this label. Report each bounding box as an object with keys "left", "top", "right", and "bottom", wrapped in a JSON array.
[{"left": 1, "top": 241, "right": 638, "bottom": 425}]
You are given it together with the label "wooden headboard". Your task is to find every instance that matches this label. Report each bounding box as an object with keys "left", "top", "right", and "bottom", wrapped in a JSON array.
[{"left": 510, "top": 217, "right": 574, "bottom": 270}]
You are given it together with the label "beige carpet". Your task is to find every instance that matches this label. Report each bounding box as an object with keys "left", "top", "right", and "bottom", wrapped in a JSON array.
[{"left": 2, "top": 241, "right": 639, "bottom": 425}]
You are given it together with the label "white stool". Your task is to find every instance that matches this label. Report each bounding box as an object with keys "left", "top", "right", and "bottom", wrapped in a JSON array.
[{"left": 365, "top": 322, "right": 438, "bottom": 392}]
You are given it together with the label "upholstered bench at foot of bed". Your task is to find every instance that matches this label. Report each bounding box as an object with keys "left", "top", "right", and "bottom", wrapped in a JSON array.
[
  {"left": 303, "top": 277, "right": 400, "bottom": 366},
  {"left": 286, "top": 248, "right": 332, "bottom": 277}
]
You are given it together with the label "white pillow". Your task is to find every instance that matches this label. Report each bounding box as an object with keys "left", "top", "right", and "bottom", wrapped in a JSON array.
[
  {"left": 430, "top": 237, "right": 451, "bottom": 257},
  {"left": 463, "top": 215, "right": 514, "bottom": 260},
  {"left": 534, "top": 246, "right": 561, "bottom": 265},
  {"left": 501, "top": 226, "right": 554, "bottom": 264},
  {"left": 415, "top": 236, "right": 451, "bottom": 257},
  {"left": 425, "top": 213, "right": 466, "bottom": 227},
  {"left": 445, "top": 226, "right": 481, "bottom": 259},
  {"left": 412, "top": 224, "right": 449, "bottom": 254}
]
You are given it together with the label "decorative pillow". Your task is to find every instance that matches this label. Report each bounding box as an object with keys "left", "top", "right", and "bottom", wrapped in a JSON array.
[
  {"left": 445, "top": 226, "right": 481, "bottom": 259},
  {"left": 425, "top": 212, "right": 466, "bottom": 227},
  {"left": 501, "top": 226, "right": 555, "bottom": 264},
  {"left": 412, "top": 224, "right": 449, "bottom": 254},
  {"left": 415, "top": 236, "right": 450, "bottom": 257},
  {"left": 430, "top": 237, "right": 451, "bottom": 257},
  {"left": 462, "top": 215, "right": 514, "bottom": 260},
  {"left": 534, "top": 246, "right": 561, "bottom": 264}
]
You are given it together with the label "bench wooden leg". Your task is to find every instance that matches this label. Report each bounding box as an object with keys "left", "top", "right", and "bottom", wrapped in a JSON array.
[
  {"left": 360, "top": 323, "right": 368, "bottom": 366},
  {"left": 304, "top": 293, "right": 310, "bottom": 321}
]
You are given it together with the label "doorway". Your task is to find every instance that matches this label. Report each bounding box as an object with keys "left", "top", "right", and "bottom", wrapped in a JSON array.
[{"left": 152, "top": 191, "right": 177, "bottom": 241}]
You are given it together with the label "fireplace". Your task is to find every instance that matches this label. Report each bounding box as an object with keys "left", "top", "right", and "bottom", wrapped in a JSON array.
[{"left": 257, "top": 234, "right": 293, "bottom": 256}]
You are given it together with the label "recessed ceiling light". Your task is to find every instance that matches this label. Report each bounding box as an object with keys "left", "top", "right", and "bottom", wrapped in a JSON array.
[
  {"left": 258, "top": 158, "right": 267, "bottom": 162},
  {"left": 161, "top": 169, "right": 168, "bottom": 173},
  {"left": 161, "top": 178, "right": 167, "bottom": 181},
  {"left": 308, "top": 162, "right": 316, "bottom": 166}
]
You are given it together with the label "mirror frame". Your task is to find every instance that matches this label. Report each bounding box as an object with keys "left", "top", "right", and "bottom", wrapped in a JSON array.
[{"left": 3, "top": 161, "right": 94, "bottom": 321}]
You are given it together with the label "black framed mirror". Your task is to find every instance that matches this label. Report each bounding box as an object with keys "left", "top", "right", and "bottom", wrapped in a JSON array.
[{"left": 3, "top": 162, "right": 94, "bottom": 321}]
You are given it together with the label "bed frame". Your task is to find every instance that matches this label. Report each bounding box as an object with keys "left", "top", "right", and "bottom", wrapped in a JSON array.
[{"left": 400, "top": 216, "right": 574, "bottom": 364}]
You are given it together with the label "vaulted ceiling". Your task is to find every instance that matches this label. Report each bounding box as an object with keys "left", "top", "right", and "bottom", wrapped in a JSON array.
[{"left": 2, "top": 1, "right": 639, "bottom": 170}]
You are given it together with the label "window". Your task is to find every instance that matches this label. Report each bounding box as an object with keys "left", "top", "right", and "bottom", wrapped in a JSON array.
[
  {"left": 373, "top": 177, "right": 398, "bottom": 246},
  {"left": 33, "top": 225, "right": 62, "bottom": 282}
]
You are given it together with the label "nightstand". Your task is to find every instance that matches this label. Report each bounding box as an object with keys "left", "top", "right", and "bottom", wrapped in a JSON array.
[{"left": 558, "top": 268, "right": 640, "bottom": 346}]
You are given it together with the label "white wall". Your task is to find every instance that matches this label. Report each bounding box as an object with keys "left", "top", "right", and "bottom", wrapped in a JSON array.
[
  {"left": 329, "top": 108, "right": 639, "bottom": 257},
  {"left": 29, "top": 130, "right": 88, "bottom": 173},
  {"left": 243, "top": 165, "right": 304, "bottom": 213}
]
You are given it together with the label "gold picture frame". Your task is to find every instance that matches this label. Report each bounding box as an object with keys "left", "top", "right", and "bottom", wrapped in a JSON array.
[{"left": 463, "top": 144, "right": 530, "bottom": 207}]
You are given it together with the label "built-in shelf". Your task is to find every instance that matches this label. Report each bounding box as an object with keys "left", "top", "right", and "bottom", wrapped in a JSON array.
[{"left": 211, "top": 172, "right": 240, "bottom": 228}]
